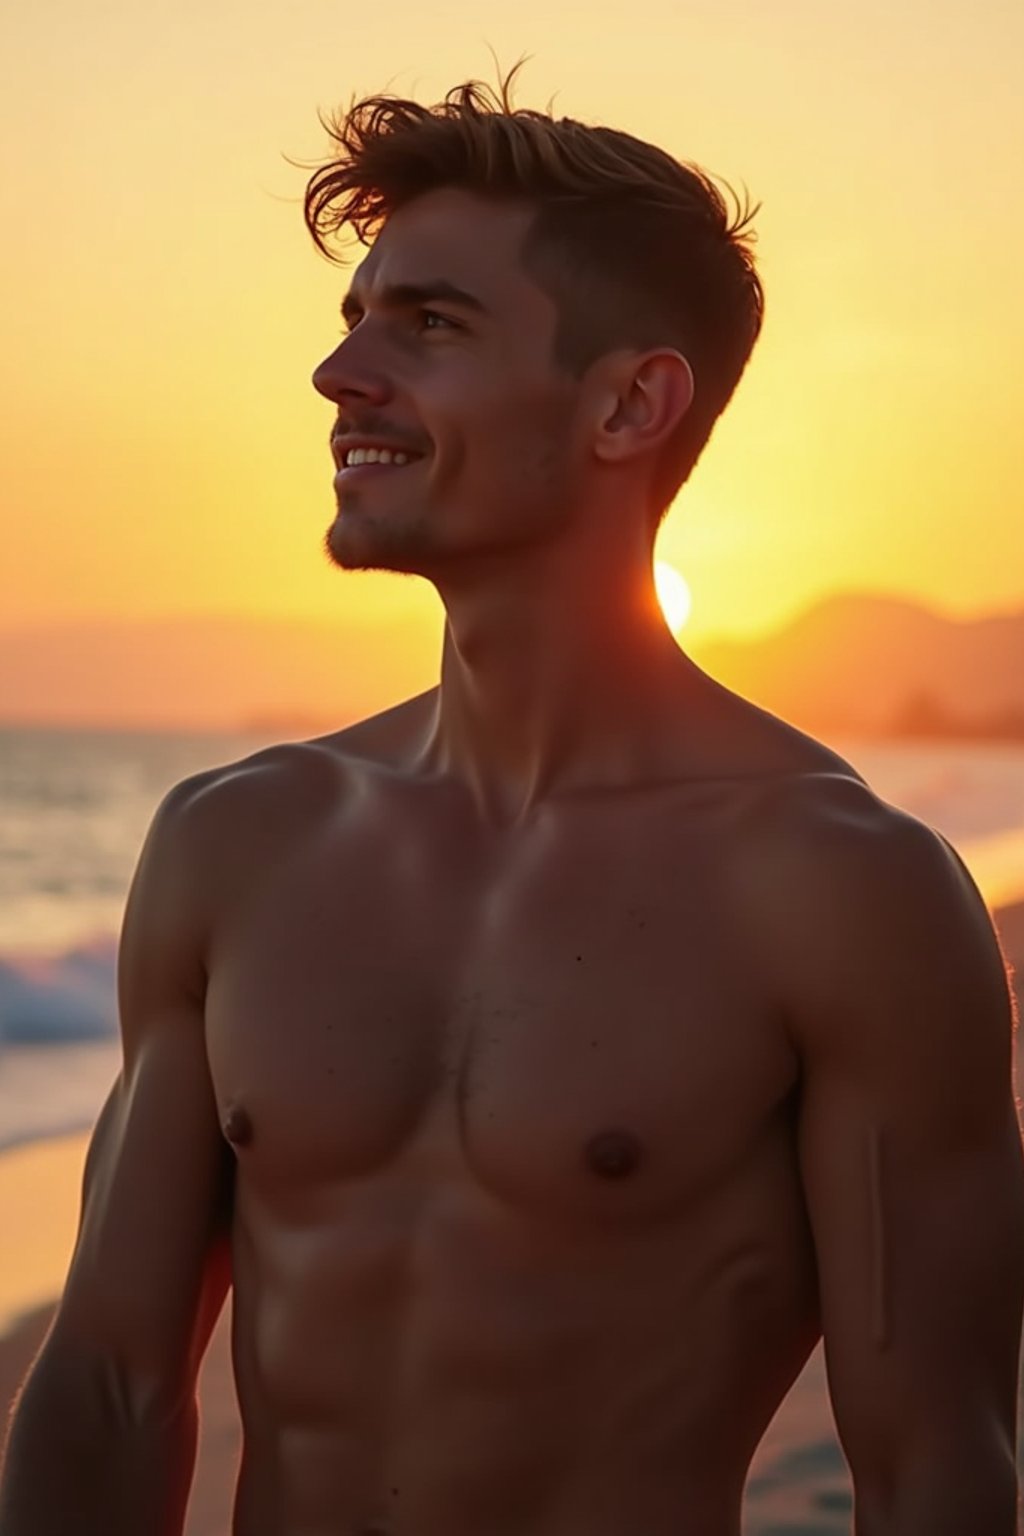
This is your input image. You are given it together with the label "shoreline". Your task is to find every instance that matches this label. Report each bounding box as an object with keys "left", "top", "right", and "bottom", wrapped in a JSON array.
[{"left": 0, "top": 1133, "right": 91, "bottom": 1337}]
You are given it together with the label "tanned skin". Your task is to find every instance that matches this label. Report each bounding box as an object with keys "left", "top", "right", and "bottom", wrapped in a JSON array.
[{"left": 2, "top": 188, "right": 1022, "bottom": 1536}]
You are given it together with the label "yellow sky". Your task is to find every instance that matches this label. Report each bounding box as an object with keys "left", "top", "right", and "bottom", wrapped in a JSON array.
[{"left": 3, "top": 0, "right": 1022, "bottom": 657}]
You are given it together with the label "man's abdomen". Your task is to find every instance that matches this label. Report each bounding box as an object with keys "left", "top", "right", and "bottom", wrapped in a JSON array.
[{"left": 227, "top": 1116, "right": 820, "bottom": 1536}]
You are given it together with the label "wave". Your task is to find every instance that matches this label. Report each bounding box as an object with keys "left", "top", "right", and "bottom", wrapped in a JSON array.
[{"left": 0, "top": 935, "right": 118, "bottom": 1045}]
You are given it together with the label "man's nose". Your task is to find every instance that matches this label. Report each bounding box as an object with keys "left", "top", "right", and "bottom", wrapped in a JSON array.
[{"left": 311, "top": 335, "right": 393, "bottom": 407}]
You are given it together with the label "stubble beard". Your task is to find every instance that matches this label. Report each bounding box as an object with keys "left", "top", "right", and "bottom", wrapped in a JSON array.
[
  {"left": 324, "top": 497, "right": 437, "bottom": 575},
  {"left": 324, "top": 426, "right": 578, "bottom": 578}
]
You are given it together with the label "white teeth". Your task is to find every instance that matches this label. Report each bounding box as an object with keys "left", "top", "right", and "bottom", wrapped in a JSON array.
[{"left": 344, "top": 446, "right": 414, "bottom": 467}]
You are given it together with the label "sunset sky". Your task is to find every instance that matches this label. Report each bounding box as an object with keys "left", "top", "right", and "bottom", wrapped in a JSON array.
[{"left": 3, "top": 0, "right": 1023, "bottom": 723}]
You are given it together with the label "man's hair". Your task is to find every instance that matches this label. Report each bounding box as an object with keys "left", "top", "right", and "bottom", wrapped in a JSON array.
[{"left": 303, "top": 65, "right": 764, "bottom": 527}]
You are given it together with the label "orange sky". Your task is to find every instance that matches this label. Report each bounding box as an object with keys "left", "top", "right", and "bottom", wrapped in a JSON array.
[{"left": 3, "top": 0, "right": 1022, "bottom": 699}]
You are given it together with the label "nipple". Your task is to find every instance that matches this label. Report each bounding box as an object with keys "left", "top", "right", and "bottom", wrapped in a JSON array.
[
  {"left": 584, "top": 1128, "right": 643, "bottom": 1179},
  {"left": 223, "top": 1105, "right": 253, "bottom": 1147}
]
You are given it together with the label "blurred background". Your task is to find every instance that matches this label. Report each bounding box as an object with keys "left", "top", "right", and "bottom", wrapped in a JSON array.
[{"left": 1, "top": 1, "right": 1022, "bottom": 1530}]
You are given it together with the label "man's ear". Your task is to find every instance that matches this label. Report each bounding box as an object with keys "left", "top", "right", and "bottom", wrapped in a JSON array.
[{"left": 591, "top": 350, "right": 695, "bottom": 465}]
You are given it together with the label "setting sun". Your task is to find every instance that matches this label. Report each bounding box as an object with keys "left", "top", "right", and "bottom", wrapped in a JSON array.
[{"left": 654, "top": 560, "right": 692, "bottom": 636}]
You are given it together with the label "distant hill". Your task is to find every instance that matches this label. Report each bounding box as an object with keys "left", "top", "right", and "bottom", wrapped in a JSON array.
[
  {"left": 691, "top": 593, "right": 1024, "bottom": 737},
  {"left": 2, "top": 593, "right": 1023, "bottom": 737}
]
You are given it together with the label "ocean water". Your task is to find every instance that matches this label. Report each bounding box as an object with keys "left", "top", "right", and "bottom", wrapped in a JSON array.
[
  {"left": 0, "top": 726, "right": 266, "bottom": 1152},
  {"left": 1, "top": 722, "right": 1023, "bottom": 1153}
]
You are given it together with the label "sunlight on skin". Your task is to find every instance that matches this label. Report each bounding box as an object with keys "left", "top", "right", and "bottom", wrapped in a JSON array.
[{"left": 654, "top": 559, "right": 693, "bottom": 637}]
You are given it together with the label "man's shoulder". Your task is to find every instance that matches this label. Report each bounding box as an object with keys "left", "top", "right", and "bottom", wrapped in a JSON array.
[
  {"left": 727, "top": 737, "right": 1009, "bottom": 1056},
  {"left": 155, "top": 737, "right": 339, "bottom": 844},
  {"left": 162, "top": 688, "right": 441, "bottom": 833},
  {"left": 734, "top": 741, "right": 963, "bottom": 934},
  {"left": 704, "top": 696, "right": 910, "bottom": 846},
  {"left": 692, "top": 684, "right": 866, "bottom": 795},
  {"left": 128, "top": 694, "right": 439, "bottom": 949}
]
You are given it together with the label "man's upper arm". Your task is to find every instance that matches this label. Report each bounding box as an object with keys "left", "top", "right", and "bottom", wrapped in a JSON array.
[
  {"left": 50, "top": 772, "right": 233, "bottom": 1421},
  {"left": 753, "top": 778, "right": 1024, "bottom": 1525}
]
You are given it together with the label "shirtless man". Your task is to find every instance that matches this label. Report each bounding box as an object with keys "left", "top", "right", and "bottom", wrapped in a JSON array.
[{"left": 2, "top": 72, "right": 1023, "bottom": 1536}]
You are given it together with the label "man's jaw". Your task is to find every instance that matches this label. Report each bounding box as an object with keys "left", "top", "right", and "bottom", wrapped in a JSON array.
[{"left": 325, "top": 503, "right": 437, "bottom": 576}]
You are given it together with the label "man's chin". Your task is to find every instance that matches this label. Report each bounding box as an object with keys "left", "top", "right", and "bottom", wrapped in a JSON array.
[{"left": 324, "top": 516, "right": 430, "bottom": 576}]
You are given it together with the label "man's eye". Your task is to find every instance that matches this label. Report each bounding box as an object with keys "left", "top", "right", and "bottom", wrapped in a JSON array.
[
  {"left": 418, "top": 309, "right": 457, "bottom": 332},
  {"left": 337, "top": 309, "right": 456, "bottom": 337}
]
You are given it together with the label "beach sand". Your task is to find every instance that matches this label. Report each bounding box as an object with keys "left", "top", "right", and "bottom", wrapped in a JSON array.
[{"left": 2, "top": 898, "right": 1022, "bottom": 1535}]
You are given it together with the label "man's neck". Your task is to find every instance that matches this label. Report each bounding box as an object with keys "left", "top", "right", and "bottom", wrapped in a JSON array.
[{"left": 420, "top": 542, "right": 715, "bottom": 824}]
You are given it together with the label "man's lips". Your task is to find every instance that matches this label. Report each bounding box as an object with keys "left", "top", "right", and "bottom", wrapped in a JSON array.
[{"left": 333, "top": 456, "right": 425, "bottom": 487}]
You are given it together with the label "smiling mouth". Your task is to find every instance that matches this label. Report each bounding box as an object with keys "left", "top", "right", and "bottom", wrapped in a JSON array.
[
  {"left": 332, "top": 442, "right": 429, "bottom": 482},
  {"left": 341, "top": 446, "right": 418, "bottom": 468}
]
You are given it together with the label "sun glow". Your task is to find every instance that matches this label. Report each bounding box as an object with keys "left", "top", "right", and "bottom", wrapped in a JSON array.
[{"left": 654, "top": 560, "right": 692, "bottom": 635}]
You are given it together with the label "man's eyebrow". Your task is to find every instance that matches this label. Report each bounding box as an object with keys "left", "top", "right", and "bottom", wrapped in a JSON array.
[{"left": 340, "top": 280, "right": 490, "bottom": 324}]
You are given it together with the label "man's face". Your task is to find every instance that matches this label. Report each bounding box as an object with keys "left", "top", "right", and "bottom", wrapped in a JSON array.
[{"left": 312, "top": 188, "right": 588, "bottom": 576}]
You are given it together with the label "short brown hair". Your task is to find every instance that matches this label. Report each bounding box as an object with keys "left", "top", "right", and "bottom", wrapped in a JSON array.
[{"left": 303, "top": 66, "right": 764, "bottom": 526}]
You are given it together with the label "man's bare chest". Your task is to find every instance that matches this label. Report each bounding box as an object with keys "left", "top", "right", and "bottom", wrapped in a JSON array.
[{"left": 202, "top": 792, "right": 799, "bottom": 1220}]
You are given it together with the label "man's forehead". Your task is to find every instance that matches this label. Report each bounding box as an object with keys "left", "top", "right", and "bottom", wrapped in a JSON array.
[{"left": 351, "top": 188, "right": 535, "bottom": 299}]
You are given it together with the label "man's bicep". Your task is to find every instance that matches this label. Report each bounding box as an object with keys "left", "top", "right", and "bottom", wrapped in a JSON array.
[
  {"left": 52, "top": 778, "right": 233, "bottom": 1416},
  {"left": 775, "top": 794, "right": 1024, "bottom": 1490},
  {"left": 798, "top": 1051, "right": 1024, "bottom": 1476}
]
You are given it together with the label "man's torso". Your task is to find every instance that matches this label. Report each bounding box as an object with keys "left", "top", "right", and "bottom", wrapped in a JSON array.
[{"left": 194, "top": 689, "right": 865, "bottom": 1536}]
